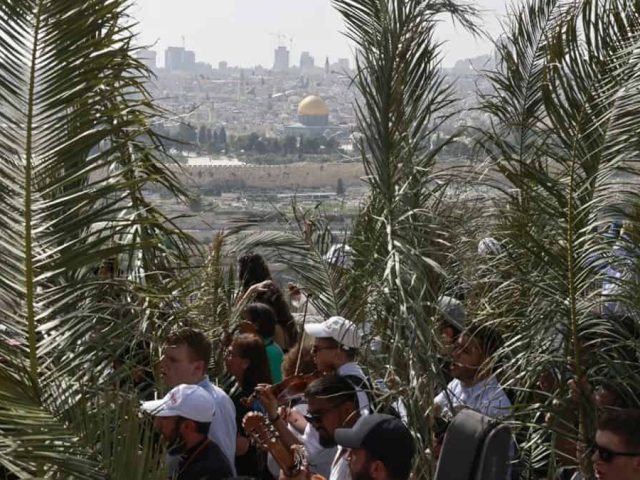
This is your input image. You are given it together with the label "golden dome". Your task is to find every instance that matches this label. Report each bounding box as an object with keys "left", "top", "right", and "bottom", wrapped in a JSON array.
[{"left": 298, "top": 95, "right": 329, "bottom": 116}]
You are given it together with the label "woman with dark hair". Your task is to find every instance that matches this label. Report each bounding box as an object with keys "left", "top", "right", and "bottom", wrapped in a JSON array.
[
  {"left": 224, "top": 333, "right": 273, "bottom": 478},
  {"left": 238, "top": 252, "right": 272, "bottom": 292},
  {"left": 243, "top": 303, "right": 284, "bottom": 383},
  {"left": 237, "top": 253, "right": 298, "bottom": 351}
]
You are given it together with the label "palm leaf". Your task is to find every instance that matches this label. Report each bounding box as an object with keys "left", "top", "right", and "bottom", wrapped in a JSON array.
[{"left": 0, "top": 0, "right": 195, "bottom": 476}]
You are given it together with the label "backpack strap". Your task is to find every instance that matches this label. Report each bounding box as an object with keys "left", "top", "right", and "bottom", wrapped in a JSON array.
[{"left": 341, "top": 374, "right": 374, "bottom": 413}]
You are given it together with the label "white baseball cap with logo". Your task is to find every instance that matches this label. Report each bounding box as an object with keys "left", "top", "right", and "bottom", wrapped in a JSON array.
[
  {"left": 140, "top": 384, "right": 214, "bottom": 423},
  {"left": 304, "top": 316, "right": 362, "bottom": 349}
]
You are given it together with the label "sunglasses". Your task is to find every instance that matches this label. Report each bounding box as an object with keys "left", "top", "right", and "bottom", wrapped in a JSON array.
[{"left": 591, "top": 443, "right": 640, "bottom": 463}]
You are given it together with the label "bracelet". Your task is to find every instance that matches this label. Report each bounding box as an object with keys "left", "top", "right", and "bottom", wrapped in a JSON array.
[{"left": 269, "top": 413, "right": 281, "bottom": 423}]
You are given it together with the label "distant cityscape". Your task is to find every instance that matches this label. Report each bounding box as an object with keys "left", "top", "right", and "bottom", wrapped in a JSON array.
[
  {"left": 135, "top": 44, "right": 495, "bottom": 160},
  {"left": 136, "top": 43, "right": 497, "bottom": 242}
]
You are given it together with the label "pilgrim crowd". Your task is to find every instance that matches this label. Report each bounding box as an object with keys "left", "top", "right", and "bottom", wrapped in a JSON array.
[{"left": 125, "top": 245, "right": 640, "bottom": 480}]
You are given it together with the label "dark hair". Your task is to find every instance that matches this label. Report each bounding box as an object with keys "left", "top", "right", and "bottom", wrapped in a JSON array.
[
  {"left": 165, "top": 328, "right": 211, "bottom": 365},
  {"left": 282, "top": 343, "right": 315, "bottom": 377},
  {"left": 598, "top": 408, "right": 640, "bottom": 449},
  {"left": 254, "top": 289, "right": 298, "bottom": 347},
  {"left": 305, "top": 374, "right": 357, "bottom": 407},
  {"left": 466, "top": 323, "right": 503, "bottom": 357},
  {"left": 238, "top": 253, "right": 271, "bottom": 291},
  {"left": 232, "top": 333, "right": 273, "bottom": 390},
  {"left": 595, "top": 381, "right": 629, "bottom": 408},
  {"left": 244, "top": 303, "right": 276, "bottom": 338}
]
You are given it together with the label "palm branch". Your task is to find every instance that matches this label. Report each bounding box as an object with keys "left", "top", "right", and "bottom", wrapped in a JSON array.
[
  {"left": 476, "top": 0, "right": 640, "bottom": 477},
  {"left": 0, "top": 0, "right": 196, "bottom": 476}
]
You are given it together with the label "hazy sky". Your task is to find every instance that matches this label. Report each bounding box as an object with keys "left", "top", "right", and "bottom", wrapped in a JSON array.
[{"left": 133, "top": 0, "right": 509, "bottom": 68}]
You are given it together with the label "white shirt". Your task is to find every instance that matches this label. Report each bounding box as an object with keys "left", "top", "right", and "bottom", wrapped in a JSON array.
[
  {"left": 330, "top": 446, "right": 351, "bottom": 480},
  {"left": 337, "top": 362, "right": 370, "bottom": 415},
  {"left": 434, "top": 375, "right": 511, "bottom": 419},
  {"left": 198, "top": 377, "right": 237, "bottom": 474}
]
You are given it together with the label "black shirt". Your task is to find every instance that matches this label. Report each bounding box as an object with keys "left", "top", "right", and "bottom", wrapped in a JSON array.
[
  {"left": 173, "top": 438, "right": 233, "bottom": 480},
  {"left": 228, "top": 383, "right": 273, "bottom": 479}
]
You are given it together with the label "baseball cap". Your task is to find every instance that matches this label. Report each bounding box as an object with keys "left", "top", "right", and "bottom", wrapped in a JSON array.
[
  {"left": 140, "top": 384, "right": 214, "bottom": 423},
  {"left": 335, "top": 414, "right": 415, "bottom": 478},
  {"left": 436, "top": 295, "right": 466, "bottom": 332},
  {"left": 305, "top": 316, "right": 362, "bottom": 349}
]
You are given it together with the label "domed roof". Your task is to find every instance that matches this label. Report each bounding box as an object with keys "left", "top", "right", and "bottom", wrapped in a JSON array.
[{"left": 298, "top": 95, "right": 329, "bottom": 116}]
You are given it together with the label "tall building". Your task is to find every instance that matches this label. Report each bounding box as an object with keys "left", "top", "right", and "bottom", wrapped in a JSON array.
[
  {"left": 337, "top": 58, "right": 350, "bottom": 71},
  {"left": 164, "top": 46, "right": 197, "bottom": 72},
  {"left": 218, "top": 61, "right": 228, "bottom": 71},
  {"left": 136, "top": 49, "right": 157, "bottom": 70},
  {"left": 165, "top": 47, "right": 183, "bottom": 71},
  {"left": 183, "top": 50, "right": 196, "bottom": 70},
  {"left": 273, "top": 46, "right": 290, "bottom": 72},
  {"left": 300, "top": 51, "right": 314, "bottom": 71}
]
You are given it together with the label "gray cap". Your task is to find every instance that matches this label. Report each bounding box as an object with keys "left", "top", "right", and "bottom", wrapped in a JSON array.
[{"left": 437, "top": 295, "right": 466, "bottom": 332}]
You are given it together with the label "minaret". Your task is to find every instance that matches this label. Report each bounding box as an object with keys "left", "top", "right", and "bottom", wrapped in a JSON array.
[{"left": 325, "top": 56, "right": 330, "bottom": 75}]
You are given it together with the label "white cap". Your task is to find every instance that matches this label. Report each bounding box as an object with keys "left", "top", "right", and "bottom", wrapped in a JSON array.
[
  {"left": 305, "top": 316, "right": 362, "bottom": 349},
  {"left": 140, "top": 384, "right": 214, "bottom": 423},
  {"left": 477, "top": 237, "right": 503, "bottom": 257},
  {"left": 436, "top": 295, "right": 466, "bottom": 331},
  {"left": 324, "top": 244, "right": 353, "bottom": 268}
]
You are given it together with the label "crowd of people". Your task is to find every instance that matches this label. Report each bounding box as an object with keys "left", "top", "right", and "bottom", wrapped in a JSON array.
[{"left": 127, "top": 250, "right": 640, "bottom": 480}]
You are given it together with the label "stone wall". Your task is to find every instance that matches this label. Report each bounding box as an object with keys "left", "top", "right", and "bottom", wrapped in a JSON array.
[{"left": 174, "top": 162, "right": 365, "bottom": 190}]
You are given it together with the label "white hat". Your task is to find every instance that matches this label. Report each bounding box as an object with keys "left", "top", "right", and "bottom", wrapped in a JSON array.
[
  {"left": 477, "top": 237, "right": 503, "bottom": 257},
  {"left": 324, "top": 244, "right": 353, "bottom": 268},
  {"left": 436, "top": 295, "right": 466, "bottom": 332},
  {"left": 305, "top": 316, "right": 362, "bottom": 349},
  {"left": 140, "top": 384, "right": 214, "bottom": 423}
]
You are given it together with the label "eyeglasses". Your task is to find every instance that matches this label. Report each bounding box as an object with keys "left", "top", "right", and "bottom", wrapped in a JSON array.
[
  {"left": 591, "top": 443, "right": 640, "bottom": 463},
  {"left": 310, "top": 345, "right": 337, "bottom": 354}
]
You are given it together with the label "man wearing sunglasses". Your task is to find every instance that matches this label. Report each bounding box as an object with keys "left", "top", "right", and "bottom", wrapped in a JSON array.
[
  {"left": 589, "top": 408, "right": 640, "bottom": 480},
  {"left": 281, "top": 374, "right": 359, "bottom": 480}
]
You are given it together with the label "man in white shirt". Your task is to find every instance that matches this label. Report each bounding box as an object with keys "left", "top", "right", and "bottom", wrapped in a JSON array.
[
  {"left": 434, "top": 323, "right": 511, "bottom": 420},
  {"left": 305, "top": 316, "right": 370, "bottom": 415},
  {"left": 434, "top": 323, "right": 513, "bottom": 479},
  {"left": 160, "top": 328, "right": 237, "bottom": 473}
]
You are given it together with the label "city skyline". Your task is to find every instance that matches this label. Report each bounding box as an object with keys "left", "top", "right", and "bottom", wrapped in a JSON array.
[{"left": 133, "top": 0, "right": 508, "bottom": 69}]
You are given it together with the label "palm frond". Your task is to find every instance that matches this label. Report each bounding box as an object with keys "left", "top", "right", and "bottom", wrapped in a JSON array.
[
  {"left": 476, "top": 0, "right": 640, "bottom": 476},
  {"left": 0, "top": 0, "right": 195, "bottom": 476}
]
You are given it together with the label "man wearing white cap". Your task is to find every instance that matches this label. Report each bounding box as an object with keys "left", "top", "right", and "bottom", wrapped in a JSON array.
[
  {"left": 141, "top": 384, "right": 233, "bottom": 480},
  {"left": 305, "top": 316, "right": 370, "bottom": 415},
  {"left": 160, "top": 328, "right": 236, "bottom": 472}
]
